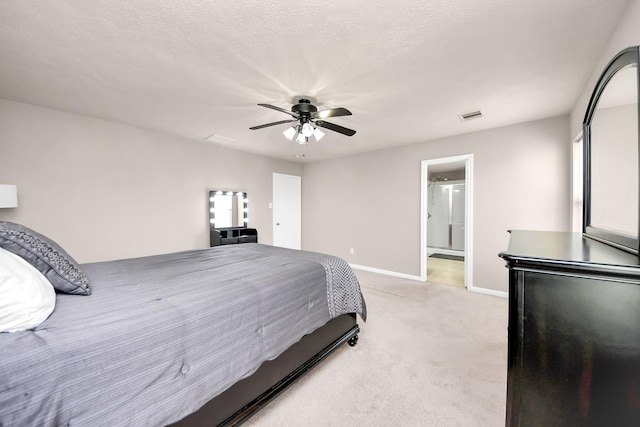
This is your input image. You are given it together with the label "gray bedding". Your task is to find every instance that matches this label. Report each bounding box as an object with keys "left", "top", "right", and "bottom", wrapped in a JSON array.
[{"left": 0, "top": 243, "right": 366, "bottom": 426}]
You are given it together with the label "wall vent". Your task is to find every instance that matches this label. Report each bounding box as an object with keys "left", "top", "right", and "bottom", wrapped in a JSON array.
[
  {"left": 204, "top": 133, "right": 236, "bottom": 144},
  {"left": 458, "top": 110, "right": 483, "bottom": 121}
]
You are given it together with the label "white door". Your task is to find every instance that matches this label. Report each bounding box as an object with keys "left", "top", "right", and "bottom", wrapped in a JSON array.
[
  {"left": 427, "top": 184, "right": 451, "bottom": 249},
  {"left": 273, "top": 173, "right": 301, "bottom": 249},
  {"left": 451, "top": 184, "right": 465, "bottom": 251}
]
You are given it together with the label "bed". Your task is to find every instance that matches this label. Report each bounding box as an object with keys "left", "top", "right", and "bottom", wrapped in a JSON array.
[{"left": 0, "top": 222, "right": 366, "bottom": 426}]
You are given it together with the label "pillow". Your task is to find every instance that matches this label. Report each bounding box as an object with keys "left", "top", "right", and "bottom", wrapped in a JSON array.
[
  {"left": 0, "top": 222, "right": 91, "bottom": 295},
  {"left": 0, "top": 247, "right": 56, "bottom": 333}
]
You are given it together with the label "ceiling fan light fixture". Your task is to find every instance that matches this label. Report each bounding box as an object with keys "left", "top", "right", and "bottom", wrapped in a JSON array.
[
  {"left": 301, "top": 122, "right": 314, "bottom": 137},
  {"left": 283, "top": 126, "right": 296, "bottom": 141},
  {"left": 250, "top": 99, "right": 356, "bottom": 141},
  {"left": 313, "top": 127, "right": 325, "bottom": 141}
]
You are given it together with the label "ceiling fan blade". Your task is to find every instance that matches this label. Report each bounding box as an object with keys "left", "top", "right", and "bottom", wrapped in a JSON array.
[
  {"left": 249, "top": 119, "right": 297, "bottom": 130},
  {"left": 257, "top": 103, "right": 298, "bottom": 118},
  {"left": 314, "top": 120, "right": 356, "bottom": 137},
  {"left": 313, "top": 107, "right": 352, "bottom": 119}
]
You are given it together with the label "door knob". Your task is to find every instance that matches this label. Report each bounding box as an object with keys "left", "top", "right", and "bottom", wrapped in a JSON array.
[{"left": 276, "top": 222, "right": 280, "bottom": 226}]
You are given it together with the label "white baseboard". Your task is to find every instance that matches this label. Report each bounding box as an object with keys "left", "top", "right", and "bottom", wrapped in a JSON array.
[
  {"left": 351, "top": 263, "right": 509, "bottom": 298},
  {"left": 468, "top": 285, "right": 508, "bottom": 298},
  {"left": 349, "top": 264, "right": 422, "bottom": 281}
]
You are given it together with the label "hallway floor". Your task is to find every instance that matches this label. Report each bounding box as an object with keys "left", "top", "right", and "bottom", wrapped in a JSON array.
[{"left": 427, "top": 256, "right": 465, "bottom": 287}]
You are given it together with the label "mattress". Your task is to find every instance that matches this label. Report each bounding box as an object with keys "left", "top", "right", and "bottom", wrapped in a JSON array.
[{"left": 0, "top": 244, "right": 366, "bottom": 426}]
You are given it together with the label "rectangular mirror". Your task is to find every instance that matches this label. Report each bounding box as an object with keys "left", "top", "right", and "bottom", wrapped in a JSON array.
[{"left": 209, "top": 190, "right": 248, "bottom": 229}]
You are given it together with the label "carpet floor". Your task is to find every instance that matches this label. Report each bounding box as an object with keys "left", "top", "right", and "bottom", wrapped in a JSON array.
[{"left": 243, "top": 270, "right": 508, "bottom": 426}]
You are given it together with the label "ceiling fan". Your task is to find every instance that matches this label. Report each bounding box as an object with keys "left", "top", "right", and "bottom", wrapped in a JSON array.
[{"left": 250, "top": 98, "right": 356, "bottom": 144}]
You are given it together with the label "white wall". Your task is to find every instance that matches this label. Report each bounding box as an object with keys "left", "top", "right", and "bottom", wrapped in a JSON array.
[
  {"left": 302, "top": 116, "right": 571, "bottom": 293},
  {"left": 570, "top": 0, "right": 640, "bottom": 136},
  {"left": 0, "top": 98, "right": 572, "bottom": 293},
  {"left": 0, "top": 99, "right": 301, "bottom": 263}
]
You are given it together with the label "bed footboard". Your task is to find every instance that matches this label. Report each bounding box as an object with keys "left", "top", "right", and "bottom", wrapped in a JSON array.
[{"left": 169, "top": 313, "right": 359, "bottom": 427}]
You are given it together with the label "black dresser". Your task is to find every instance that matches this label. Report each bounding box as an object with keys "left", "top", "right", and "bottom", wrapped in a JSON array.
[
  {"left": 210, "top": 227, "right": 258, "bottom": 247},
  {"left": 500, "top": 230, "right": 640, "bottom": 427}
]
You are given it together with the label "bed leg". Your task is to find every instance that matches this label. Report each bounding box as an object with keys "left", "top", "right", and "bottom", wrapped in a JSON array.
[{"left": 348, "top": 335, "right": 359, "bottom": 347}]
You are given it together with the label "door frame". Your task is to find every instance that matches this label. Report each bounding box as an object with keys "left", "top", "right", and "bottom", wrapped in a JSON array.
[{"left": 421, "top": 154, "right": 474, "bottom": 288}]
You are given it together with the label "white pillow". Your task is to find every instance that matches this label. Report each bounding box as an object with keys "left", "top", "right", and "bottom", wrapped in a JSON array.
[{"left": 0, "top": 246, "right": 56, "bottom": 333}]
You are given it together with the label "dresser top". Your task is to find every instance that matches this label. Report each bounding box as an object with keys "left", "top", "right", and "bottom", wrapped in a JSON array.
[{"left": 500, "top": 230, "right": 640, "bottom": 275}]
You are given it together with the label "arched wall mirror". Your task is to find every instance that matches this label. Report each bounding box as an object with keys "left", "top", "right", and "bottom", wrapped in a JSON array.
[
  {"left": 583, "top": 46, "right": 640, "bottom": 254},
  {"left": 209, "top": 190, "right": 248, "bottom": 229}
]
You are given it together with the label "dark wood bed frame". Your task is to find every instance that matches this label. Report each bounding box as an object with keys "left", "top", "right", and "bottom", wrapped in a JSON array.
[{"left": 169, "top": 313, "right": 360, "bottom": 427}]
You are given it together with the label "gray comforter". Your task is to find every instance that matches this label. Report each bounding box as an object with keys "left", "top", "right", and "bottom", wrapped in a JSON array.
[{"left": 0, "top": 244, "right": 366, "bottom": 426}]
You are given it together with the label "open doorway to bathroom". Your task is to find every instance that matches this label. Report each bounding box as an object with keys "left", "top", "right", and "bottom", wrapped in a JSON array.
[
  {"left": 427, "top": 175, "right": 465, "bottom": 286},
  {"left": 421, "top": 154, "right": 473, "bottom": 289}
]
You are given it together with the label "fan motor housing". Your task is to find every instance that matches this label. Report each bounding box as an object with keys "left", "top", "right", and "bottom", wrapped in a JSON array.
[{"left": 292, "top": 99, "right": 317, "bottom": 115}]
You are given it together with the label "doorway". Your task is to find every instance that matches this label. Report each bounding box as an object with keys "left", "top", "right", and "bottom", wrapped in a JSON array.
[
  {"left": 421, "top": 154, "right": 473, "bottom": 288},
  {"left": 273, "top": 173, "right": 302, "bottom": 249}
]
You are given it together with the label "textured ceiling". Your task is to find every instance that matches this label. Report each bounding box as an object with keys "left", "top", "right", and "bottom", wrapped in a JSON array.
[{"left": 0, "top": 0, "right": 631, "bottom": 162}]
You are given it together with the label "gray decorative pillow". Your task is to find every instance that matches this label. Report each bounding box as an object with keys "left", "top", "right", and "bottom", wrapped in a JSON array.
[{"left": 0, "top": 222, "right": 91, "bottom": 295}]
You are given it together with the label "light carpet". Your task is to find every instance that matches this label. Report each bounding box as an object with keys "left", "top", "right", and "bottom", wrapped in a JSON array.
[{"left": 243, "top": 270, "right": 508, "bottom": 426}]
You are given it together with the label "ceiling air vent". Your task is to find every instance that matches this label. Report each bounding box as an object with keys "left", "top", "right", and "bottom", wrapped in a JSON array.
[
  {"left": 204, "top": 133, "right": 236, "bottom": 144},
  {"left": 458, "top": 110, "right": 483, "bottom": 122}
]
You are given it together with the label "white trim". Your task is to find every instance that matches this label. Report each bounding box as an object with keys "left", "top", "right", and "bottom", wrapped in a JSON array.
[
  {"left": 468, "top": 286, "right": 508, "bottom": 299},
  {"left": 350, "top": 264, "right": 422, "bottom": 281},
  {"left": 420, "top": 161, "right": 428, "bottom": 281},
  {"left": 421, "top": 154, "right": 474, "bottom": 288},
  {"left": 573, "top": 131, "right": 583, "bottom": 143},
  {"left": 351, "top": 263, "right": 507, "bottom": 298},
  {"left": 571, "top": 135, "right": 584, "bottom": 233}
]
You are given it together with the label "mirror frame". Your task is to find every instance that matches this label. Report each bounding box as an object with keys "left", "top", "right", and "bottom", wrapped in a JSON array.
[
  {"left": 209, "top": 190, "right": 248, "bottom": 229},
  {"left": 583, "top": 46, "right": 640, "bottom": 254}
]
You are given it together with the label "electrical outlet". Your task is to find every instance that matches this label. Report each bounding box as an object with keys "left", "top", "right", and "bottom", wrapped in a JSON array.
[{"left": 349, "top": 248, "right": 354, "bottom": 255}]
